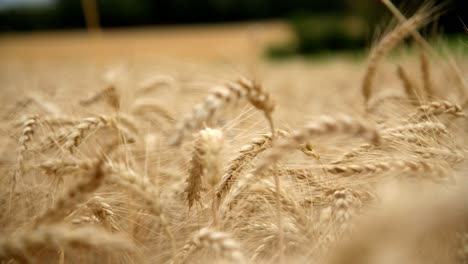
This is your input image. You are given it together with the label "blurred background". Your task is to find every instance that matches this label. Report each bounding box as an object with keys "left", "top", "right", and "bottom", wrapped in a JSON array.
[{"left": 0, "top": 0, "right": 466, "bottom": 60}]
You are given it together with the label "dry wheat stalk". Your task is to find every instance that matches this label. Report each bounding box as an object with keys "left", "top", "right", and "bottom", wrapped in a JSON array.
[
  {"left": 105, "top": 163, "right": 162, "bottom": 219},
  {"left": 170, "top": 77, "right": 275, "bottom": 146},
  {"left": 362, "top": 14, "right": 427, "bottom": 104},
  {"left": 409, "top": 100, "right": 466, "bottom": 120},
  {"left": 104, "top": 162, "right": 176, "bottom": 255},
  {"left": 137, "top": 74, "right": 175, "bottom": 96},
  {"left": 254, "top": 115, "right": 380, "bottom": 177},
  {"left": 419, "top": 52, "right": 436, "bottom": 99},
  {"left": 0, "top": 225, "right": 134, "bottom": 263},
  {"left": 80, "top": 85, "right": 120, "bottom": 110},
  {"left": 33, "top": 160, "right": 105, "bottom": 227},
  {"left": 397, "top": 64, "right": 424, "bottom": 104},
  {"left": 215, "top": 131, "right": 278, "bottom": 201},
  {"left": 180, "top": 228, "right": 244, "bottom": 264},
  {"left": 216, "top": 130, "right": 318, "bottom": 201},
  {"left": 366, "top": 89, "right": 406, "bottom": 112},
  {"left": 114, "top": 113, "right": 140, "bottom": 135},
  {"left": 130, "top": 98, "right": 174, "bottom": 122}
]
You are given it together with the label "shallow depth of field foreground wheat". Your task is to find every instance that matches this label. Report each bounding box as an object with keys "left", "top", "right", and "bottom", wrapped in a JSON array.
[{"left": 1, "top": 2, "right": 468, "bottom": 264}]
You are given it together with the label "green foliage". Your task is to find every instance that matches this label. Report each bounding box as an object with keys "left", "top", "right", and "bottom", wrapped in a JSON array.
[{"left": 291, "top": 15, "right": 367, "bottom": 53}]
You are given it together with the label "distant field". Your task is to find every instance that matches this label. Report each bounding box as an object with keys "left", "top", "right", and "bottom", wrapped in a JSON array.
[{"left": 0, "top": 21, "right": 292, "bottom": 62}]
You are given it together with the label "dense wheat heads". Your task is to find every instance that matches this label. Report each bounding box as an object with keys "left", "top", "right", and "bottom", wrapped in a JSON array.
[{"left": 170, "top": 78, "right": 275, "bottom": 146}]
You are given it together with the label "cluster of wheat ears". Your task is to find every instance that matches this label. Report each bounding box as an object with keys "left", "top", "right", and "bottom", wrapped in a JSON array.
[{"left": 1, "top": 2, "right": 468, "bottom": 264}]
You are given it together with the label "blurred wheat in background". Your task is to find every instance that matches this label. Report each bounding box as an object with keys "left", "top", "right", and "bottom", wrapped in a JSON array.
[{"left": 0, "top": 0, "right": 467, "bottom": 263}]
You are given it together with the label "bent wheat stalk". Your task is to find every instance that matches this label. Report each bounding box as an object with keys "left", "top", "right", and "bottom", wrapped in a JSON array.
[
  {"left": 170, "top": 77, "right": 275, "bottom": 146},
  {"left": 362, "top": 13, "right": 427, "bottom": 104}
]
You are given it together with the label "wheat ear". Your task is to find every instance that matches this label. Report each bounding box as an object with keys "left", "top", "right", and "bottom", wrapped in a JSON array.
[
  {"left": 237, "top": 78, "right": 276, "bottom": 136},
  {"left": 39, "top": 159, "right": 95, "bottom": 177},
  {"left": 86, "top": 195, "right": 120, "bottom": 232},
  {"left": 0, "top": 225, "right": 134, "bottom": 263},
  {"left": 170, "top": 77, "right": 275, "bottom": 146},
  {"left": 13, "top": 114, "right": 39, "bottom": 189},
  {"left": 254, "top": 115, "right": 380, "bottom": 177},
  {"left": 319, "top": 159, "right": 440, "bottom": 176},
  {"left": 179, "top": 228, "right": 244, "bottom": 264},
  {"left": 362, "top": 14, "right": 427, "bottom": 104},
  {"left": 80, "top": 85, "right": 120, "bottom": 110},
  {"left": 409, "top": 101, "right": 466, "bottom": 120},
  {"left": 33, "top": 159, "right": 105, "bottom": 227},
  {"left": 185, "top": 128, "right": 223, "bottom": 226},
  {"left": 63, "top": 116, "right": 112, "bottom": 153}
]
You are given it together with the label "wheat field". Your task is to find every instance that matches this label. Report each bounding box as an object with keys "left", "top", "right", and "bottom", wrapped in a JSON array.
[{"left": 0, "top": 4, "right": 468, "bottom": 264}]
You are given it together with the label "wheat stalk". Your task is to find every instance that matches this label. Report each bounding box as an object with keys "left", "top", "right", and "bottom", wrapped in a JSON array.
[
  {"left": 362, "top": 14, "right": 427, "bottom": 104},
  {"left": 104, "top": 162, "right": 176, "bottom": 256},
  {"left": 130, "top": 98, "right": 174, "bottom": 122},
  {"left": 419, "top": 52, "right": 436, "bottom": 99},
  {"left": 397, "top": 64, "right": 425, "bottom": 104}
]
